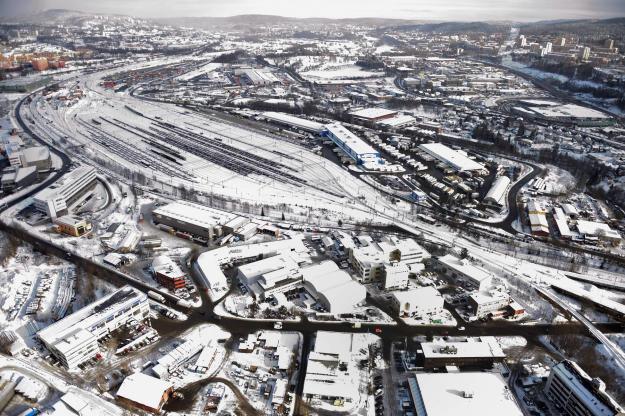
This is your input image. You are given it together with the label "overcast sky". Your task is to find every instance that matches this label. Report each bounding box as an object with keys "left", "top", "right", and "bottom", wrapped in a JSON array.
[{"left": 2, "top": 0, "right": 624, "bottom": 21}]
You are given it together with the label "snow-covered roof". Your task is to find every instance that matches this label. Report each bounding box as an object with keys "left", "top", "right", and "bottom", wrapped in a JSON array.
[
  {"left": 349, "top": 107, "right": 398, "bottom": 120},
  {"left": 436, "top": 255, "right": 491, "bottom": 284},
  {"left": 419, "top": 143, "right": 485, "bottom": 172},
  {"left": 116, "top": 373, "right": 172, "bottom": 411},
  {"left": 410, "top": 372, "right": 523, "bottom": 416},
  {"left": 262, "top": 111, "right": 324, "bottom": 133},
  {"left": 484, "top": 176, "right": 510, "bottom": 205},
  {"left": 324, "top": 122, "right": 379, "bottom": 157},
  {"left": 153, "top": 201, "right": 240, "bottom": 230},
  {"left": 302, "top": 261, "right": 365, "bottom": 314},
  {"left": 421, "top": 337, "right": 505, "bottom": 360},
  {"left": 391, "top": 286, "right": 443, "bottom": 311},
  {"left": 576, "top": 220, "right": 621, "bottom": 240}
]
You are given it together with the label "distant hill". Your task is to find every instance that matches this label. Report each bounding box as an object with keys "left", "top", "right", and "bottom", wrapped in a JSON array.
[{"left": 154, "top": 14, "right": 421, "bottom": 29}]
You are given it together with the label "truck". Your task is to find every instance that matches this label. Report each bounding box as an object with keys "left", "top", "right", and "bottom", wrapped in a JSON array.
[{"left": 147, "top": 291, "right": 166, "bottom": 303}]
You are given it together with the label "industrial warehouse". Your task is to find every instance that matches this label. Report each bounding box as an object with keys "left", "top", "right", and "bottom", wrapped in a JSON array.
[{"left": 322, "top": 122, "right": 382, "bottom": 166}]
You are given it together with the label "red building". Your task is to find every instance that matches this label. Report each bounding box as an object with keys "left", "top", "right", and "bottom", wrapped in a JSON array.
[{"left": 152, "top": 256, "right": 186, "bottom": 291}]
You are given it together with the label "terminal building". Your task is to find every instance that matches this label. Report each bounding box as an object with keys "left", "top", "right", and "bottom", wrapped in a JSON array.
[
  {"left": 419, "top": 143, "right": 486, "bottom": 173},
  {"left": 37, "top": 286, "right": 150, "bottom": 369},
  {"left": 322, "top": 122, "right": 381, "bottom": 166},
  {"left": 545, "top": 360, "right": 623, "bottom": 416},
  {"left": 33, "top": 166, "right": 97, "bottom": 218}
]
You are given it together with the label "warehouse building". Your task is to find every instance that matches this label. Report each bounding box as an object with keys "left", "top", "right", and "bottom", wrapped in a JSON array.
[
  {"left": 483, "top": 176, "right": 510, "bottom": 210},
  {"left": 33, "top": 166, "right": 97, "bottom": 218},
  {"left": 37, "top": 286, "right": 150, "bottom": 369},
  {"left": 117, "top": 373, "right": 173, "bottom": 414},
  {"left": 1, "top": 166, "right": 37, "bottom": 191},
  {"left": 527, "top": 200, "right": 550, "bottom": 236},
  {"left": 419, "top": 143, "right": 486, "bottom": 172},
  {"left": 322, "top": 122, "right": 381, "bottom": 166},
  {"left": 152, "top": 201, "right": 242, "bottom": 240},
  {"left": 21, "top": 146, "right": 52, "bottom": 172},
  {"left": 303, "top": 332, "right": 361, "bottom": 406},
  {"left": 409, "top": 372, "right": 523, "bottom": 416},
  {"left": 575, "top": 220, "right": 622, "bottom": 244},
  {"left": 435, "top": 254, "right": 492, "bottom": 291},
  {"left": 348, "top": 107, "right": 398, "bottom": 122},
  {"left": 302, "top": 261, "right": 366, "bottom": 315},
  {"left": 418, "top": 337, "right": 506, "bottom": 369},
  {"left": 262, "top": 112, "right": 324, "bottom": 134},
  {"left": 389, "top": 286, "right": 444, "bottom": 317},
  {"left": 545, "top": 360, "right": 623, "bottom": 416}
]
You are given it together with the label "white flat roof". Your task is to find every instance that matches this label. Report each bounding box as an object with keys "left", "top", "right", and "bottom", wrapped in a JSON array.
[
  {"left": 437, "top": 254, "right": 491, "bottom": 283},
  {"left": 263, "top": 111, "right": 324, "bottom": 132},
  {"left": 576, "top": 220, "right": 621, "bottom": 240},
  {"left": 349, "top": 107, "right": 398, "bottom": 120},
  {"left": 412, "top": 372, "right": 522, "bottom": 416},
  {"left": 153, "top": 201, "right": 239, "bottom": 229},
  {"left": 419, "top": 143, "right": 485, "bottom": 172},
  {"left": 391, "top": 286, "right": 443, "bottom": 310},
  {"left": 324, "top": 123, "right": 379, "bottom": 157},
  {"left": 421, "top": 337, "right": 505, "bottom": 359}
]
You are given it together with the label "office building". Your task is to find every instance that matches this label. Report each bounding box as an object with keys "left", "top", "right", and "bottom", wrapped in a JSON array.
[
  {"left": 37, "top": 286, "right": 149, "bottom": 369},
  {"left": 419, "top": 337, "right": 506, "bottom": 369},
  {"left": 351, "top": 235, "right": 429, "bottom": 283},
  {"left": 468, "top": 291, "right": 512, "bottom": 318},
  {"left": 54, "top": 215, "right": 91, "bottom": 237},
  {"left": 435, "top": 254, "right": 492, "bottom": 290},
  {"left": 545, "top": 360, "right": 623, "bottom": 416},
  {"left": 33, "top": 166, "right": 97, "bottom": 218},
  {"left": 152, "top": 256, "right": 187, "bottom": 291}
]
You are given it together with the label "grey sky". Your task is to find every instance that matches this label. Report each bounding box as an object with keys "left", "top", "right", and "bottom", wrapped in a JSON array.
[{"left": 1, "top": 0, "right": 624, "bottom": 21}]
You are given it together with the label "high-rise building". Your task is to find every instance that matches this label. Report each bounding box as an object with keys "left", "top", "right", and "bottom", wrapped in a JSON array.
[
  {"left": 557, "top": 37, "right": 566, "bottom": 46},
  {"left": 545, "top": 42, "right": 553, "bottom": 54},
  {"left": 545, "top": 360, "right": 623, "bottom": 416},
  {"left": 581, "top": 46, "right": 591, "bottom": 61},
  {"left": 605, "top": 39, "right": 614, "bottom": 49}
]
